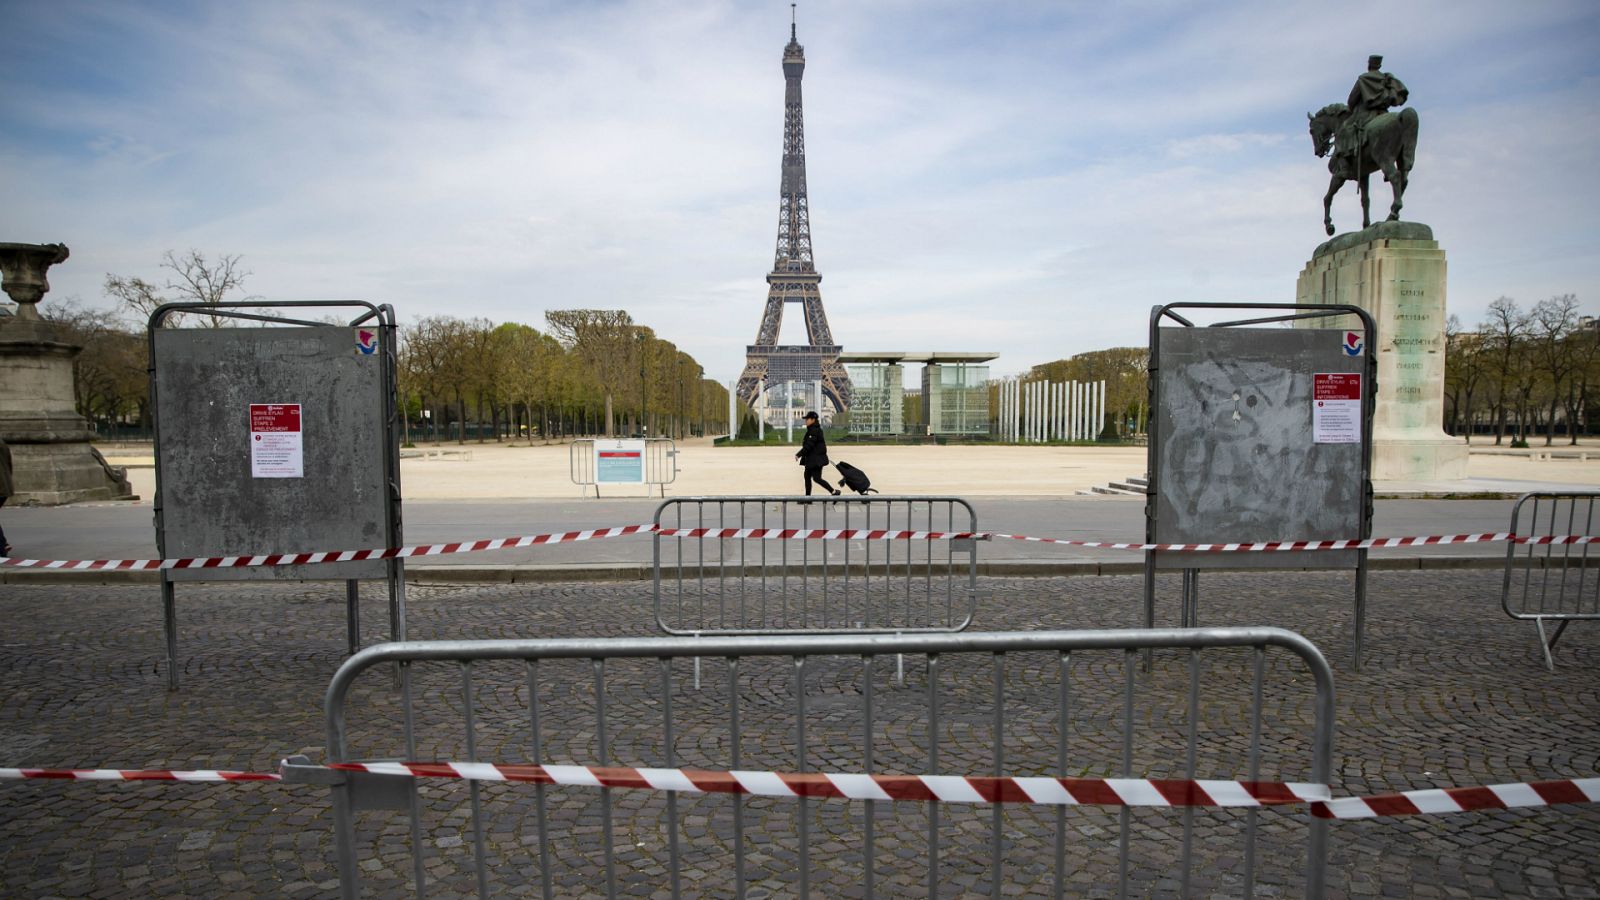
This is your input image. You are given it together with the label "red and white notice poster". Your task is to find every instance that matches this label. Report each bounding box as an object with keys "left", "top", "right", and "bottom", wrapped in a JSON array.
[
  {"left": 249, "top": 403, "right": 303, "bottom": 478},
  {"left": 1312, "top": 373, "right": 1361, "bottom": 444}
]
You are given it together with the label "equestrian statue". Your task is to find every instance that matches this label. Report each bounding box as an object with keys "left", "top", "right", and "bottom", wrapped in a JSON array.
[{"left": 1307, "top": 55, "right": 1419, "bottom": 235}]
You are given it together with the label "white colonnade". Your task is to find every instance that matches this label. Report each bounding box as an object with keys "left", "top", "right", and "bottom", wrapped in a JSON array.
[{"left": 995, "top": 377, "right": 1106, "bottom": 443}]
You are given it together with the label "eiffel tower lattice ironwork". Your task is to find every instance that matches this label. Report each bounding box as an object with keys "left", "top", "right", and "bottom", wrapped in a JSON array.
[{"left": 735, "top": 13, "right": 851, "bottom": 416}]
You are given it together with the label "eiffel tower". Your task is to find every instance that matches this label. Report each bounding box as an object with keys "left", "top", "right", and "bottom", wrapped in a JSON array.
[{"left": 735, "top": 10, "right": 851, "bottom": 416}]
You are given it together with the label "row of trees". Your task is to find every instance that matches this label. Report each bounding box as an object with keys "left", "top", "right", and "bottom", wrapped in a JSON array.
[
  {"left": 398, "top": 310, "right": 732, "bottom": 443},
  {"left": 38, "top": 251, "right": 733, "bottom": 443},
  {"left": 1446, "top": 294, "right": 1596, "bottom": 445},
  {"left": 37, "top": 250, "right": 1592, "bottom": 447},
  {"left": 1011, "top": 295, "right": 1598, "bottom": 447},
  {"left": 1008, "top": 293, "right": 1599, "bottom": 448}
]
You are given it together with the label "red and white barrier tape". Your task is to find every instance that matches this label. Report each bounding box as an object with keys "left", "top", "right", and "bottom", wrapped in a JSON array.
[
  {"left": 0, "top": 767, "right": 279, "bottom": 782},
  {"left": 321, "top": 762, "right": 1327, "bottom": 807},
  {"left": 1313, "top": 778, "right": 1600, "bottom": 819},
  {"left": 988, "top": 532, "right": 1523, "bottom": 552},
  {"left": 4, "top": 526, "right": 1596, "bottom": 572},
  {"left": 654, "top": 527, "right": 982, "bottom": 542},
  {"left": 6, "top": 762, "right": 1596, "bottom": 820},
  {"left": 0, "top": 524, "right": 658, "bottom": 571},
  {"left": 1513, "top": 534, "right": 1600, "bottom": 546}
]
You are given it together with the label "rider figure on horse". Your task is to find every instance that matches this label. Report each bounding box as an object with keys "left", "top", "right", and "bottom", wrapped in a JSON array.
[{"left": 1337, "top": 55, "right": 1408, "bottom": 175}]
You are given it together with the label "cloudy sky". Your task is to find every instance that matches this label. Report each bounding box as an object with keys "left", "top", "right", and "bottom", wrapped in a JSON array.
[{"left": 2, "top": 0, "right": 1596, "bottom": 379}]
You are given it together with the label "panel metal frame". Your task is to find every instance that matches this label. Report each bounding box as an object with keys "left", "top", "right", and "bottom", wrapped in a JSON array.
[
  {"left": 1501, "top": 491, "right": 1600, "bottom": 669},
  {"left": 147, "top": 301, "right": 405, "bottom": 690},
  {"left": 1144, "top": 303, "right": 1376, "bottom": 667},
  {"left": 652, "top": 495, "right": 979, "bottom": 636},
  {"left": 301, "top": 627, "right": 1337, "bottom": 900}
]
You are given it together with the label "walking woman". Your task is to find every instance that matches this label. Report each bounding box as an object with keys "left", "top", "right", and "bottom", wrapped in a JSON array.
[{"left": 794, "top": 411, "right": 839, "bottom": 496}]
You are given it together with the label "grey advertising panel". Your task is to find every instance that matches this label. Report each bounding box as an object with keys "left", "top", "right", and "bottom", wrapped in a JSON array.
[
  {"left": 1151, "top": 326, "right": 1367, "bottom": 570},
  {"left": 148, "top": 301, "right": 404, "bottom": 690},
  {"left": 1144, "top": 303, "right": 1376, "bottom": 667},
  {"left": 153, "top": 324, "right": 391, "bottom": 581}
]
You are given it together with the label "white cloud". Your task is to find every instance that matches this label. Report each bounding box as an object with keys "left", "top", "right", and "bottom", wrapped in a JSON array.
[{"left": 1, "top": 0, "right": 1596, "bottom": 380}]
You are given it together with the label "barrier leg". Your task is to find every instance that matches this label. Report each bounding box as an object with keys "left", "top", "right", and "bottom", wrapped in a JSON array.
[
  {"left": 388, "top": 561, "right": 404, "bottom": 641},
  {"left": 332, "top": 781, "right": 361, "bottom": 899},
  {"left": 162, "top": 578, "right": 180, "bottom": 692},
  {"left": 1178, "top": 572, "right": 1187, "bottom": 628},
  {"left": 402, "top": 662, "right": 426, "bottom": 895},
  {"left": 389, "top": 560, "right": 406, "bottom": 689},
  {"left": 1535, "top": 619, "right": 1562, "bottom": 671},
  {"left": 1180, "top": 569, "right": 1200, "bottom": 628},
  {"left": 1353, "top": 556, "right": 1368, "bottom": 671},
  {"left": 281, "top": 757, "right": 366, "bottom": 898},
  {"left": 345, "top": 579, "right": 360, "bottom": 655},
  {"left": 1546, "top": 618, "right": 1572, "bottom": 650},
  {"left": 1142, "top": 555, "right": 1156, "bottom": 671}
]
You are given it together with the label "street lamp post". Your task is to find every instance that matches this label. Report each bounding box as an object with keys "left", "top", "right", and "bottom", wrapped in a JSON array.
[{"left": 637, "top": 331, "right": 647, "bottom": 437}]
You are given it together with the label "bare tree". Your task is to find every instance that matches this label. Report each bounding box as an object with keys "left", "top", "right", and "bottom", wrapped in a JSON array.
[
  {"left": 100, "top": 274, "right": 164, "bottom": 324},
  {"left": 399, "top": 317, "right": 460, "bottom": 443},
  {"left": 453, "top": 319, "right": 501, "bottom": 442},
  {"left": 1443, "top": 314, "right": 1488, "bottom": 440},
  {"left": 1527, "top": 294, "right": 1581, "bottom": 445},
  {"left": 44, "top": 301, "right": 149, "bottom": 433},
  {"left": 162, "top": 250, "right": 251, "bottom": 327},
  {"left": 435, "top": 318, "right": 481, "bottom": 443},
  {"left": 1564, "top": 311, "right": 1600, "bottom": 444},
  {"left": 104, "top": 250, "right": 253, "bottom": 327},
  {"left": 1480, "top": 297, "right": 1530, "bottom": 444}
]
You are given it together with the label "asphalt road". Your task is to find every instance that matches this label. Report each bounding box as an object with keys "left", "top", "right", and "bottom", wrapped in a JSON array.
[{"left": 1, "top": 496, "right": 1529, "bottom": 574}]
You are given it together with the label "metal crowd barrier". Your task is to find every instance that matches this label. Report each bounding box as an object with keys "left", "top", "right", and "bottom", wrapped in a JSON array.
[
  {"left": 1502, "top": 491, "right": 1600, "bottom": 669},
  {"left": 568, "top": 438, "right": 678, "bottom": 497},
  {"left": 652, "top": 496, "right": 980, "bottom": 636},
  {"left": 296, "top": 627, "right": 1336, "bottom": 899}
]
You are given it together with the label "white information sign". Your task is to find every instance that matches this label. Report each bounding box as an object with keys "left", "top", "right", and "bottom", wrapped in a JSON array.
[
  {"left": 1312, "top": 373, "right": 1361, "bottom": 444},
  {"left": 594, "top": 439, "right": 646, "bottom": 484},
  {"left": 250, "top": 403, "right": 304, "bottom": 478}
]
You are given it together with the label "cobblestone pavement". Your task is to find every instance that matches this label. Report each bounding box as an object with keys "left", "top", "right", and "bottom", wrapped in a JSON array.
[{"left": 1, "top": 570, "right": 1597, "bottom": 898}]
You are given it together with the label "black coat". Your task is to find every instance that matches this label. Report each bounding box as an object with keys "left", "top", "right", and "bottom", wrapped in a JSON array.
[{"left": 796, "top": 422, "right": 829, "bottom": 467}]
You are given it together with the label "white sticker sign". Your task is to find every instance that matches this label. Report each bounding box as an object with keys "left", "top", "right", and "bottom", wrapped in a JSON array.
[
  {"left": 250, "top": 403, "right": 304, "bottom": 478},
  {"left": 594, "top": 439, "right": 645, "bottom": 484},
  {"left": 1312, "top": 374, "right": 1361, "bottom": 444}
]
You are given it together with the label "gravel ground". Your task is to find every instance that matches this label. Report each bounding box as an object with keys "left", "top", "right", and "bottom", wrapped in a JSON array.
[{"left": 1, "top": 569, "right": 1596, "bottom": 898}]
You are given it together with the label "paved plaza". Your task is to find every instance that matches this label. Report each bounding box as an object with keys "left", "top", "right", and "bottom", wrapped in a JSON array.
[
  {"left": 3, "top": 445, "right": 1599, "bottom": 897},
  {"left": 94, "top": 439, "right": 1600, "bottom": 503},
  {"left": 1, "top": 566, "right": 1596, "bottom": 898}
]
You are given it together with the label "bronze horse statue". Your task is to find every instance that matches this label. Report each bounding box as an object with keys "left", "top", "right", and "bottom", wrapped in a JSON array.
[{"left": 1308, "top": 102, "right": 1419, "bottom": 235}]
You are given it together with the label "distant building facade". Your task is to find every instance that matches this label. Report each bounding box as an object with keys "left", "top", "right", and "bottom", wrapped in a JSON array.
[{"left": 839, "top": 352, "right": 996, "bottom": 436}]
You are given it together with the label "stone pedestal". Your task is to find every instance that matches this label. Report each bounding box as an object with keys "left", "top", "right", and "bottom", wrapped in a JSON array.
[
  {"left": 0, "top": 242, "right": 134, "bottom": 505},
  {"left": 1294, "top": 222, "right": 1468, "bottom": 481},
  {"left": 0, "top": 318, "right": 135, "bottom": 504}
]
